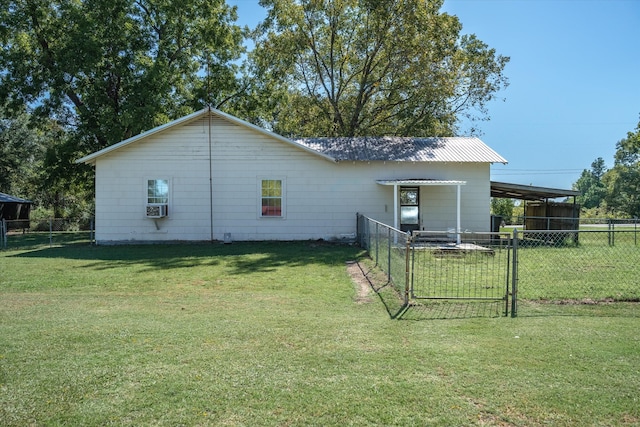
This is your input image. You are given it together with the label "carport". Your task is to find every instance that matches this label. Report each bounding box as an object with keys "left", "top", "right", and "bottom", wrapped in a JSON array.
[
  {"left": 0, "top": 192, "right": 32, "bottom": 222},
  {"left": 490, "top": 181, "right": 581, "bottom": 230}
]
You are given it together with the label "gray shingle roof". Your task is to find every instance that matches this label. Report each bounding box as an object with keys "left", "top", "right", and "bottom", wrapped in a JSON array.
[{"left": 294, "top": 136, "right": 507, "bottom": 163}]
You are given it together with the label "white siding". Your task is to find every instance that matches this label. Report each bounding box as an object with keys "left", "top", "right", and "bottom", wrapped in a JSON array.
[{"left": 94, "top": 113, "right": 492, "bottom": 243}]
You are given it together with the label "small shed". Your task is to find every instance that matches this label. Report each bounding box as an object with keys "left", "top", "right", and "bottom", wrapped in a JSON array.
[
  {"left": 0, "top": 192, "right": 33, "bottom": 228},
  {"left": 490, "top": 181, "right": 581, "bottom": 230}
]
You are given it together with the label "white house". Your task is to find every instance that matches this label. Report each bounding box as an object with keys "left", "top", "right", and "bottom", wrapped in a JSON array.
[{"left": 76, "top": 108, "right": 507, "bottom": 244}]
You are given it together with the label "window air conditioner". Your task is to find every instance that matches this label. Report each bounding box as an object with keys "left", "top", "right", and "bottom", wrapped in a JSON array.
[{"left": 146, "top": 204, "right": 168, "bottom": 218}]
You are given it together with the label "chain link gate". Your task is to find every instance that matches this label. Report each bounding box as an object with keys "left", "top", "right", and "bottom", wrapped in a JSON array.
[{"left": 409, "top": 231, "right": 513, "bottom": 316}]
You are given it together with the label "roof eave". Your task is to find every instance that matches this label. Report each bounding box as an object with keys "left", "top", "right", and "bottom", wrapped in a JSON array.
[{"left": 75, "top": 108, "right": 209, "bottom": 164}]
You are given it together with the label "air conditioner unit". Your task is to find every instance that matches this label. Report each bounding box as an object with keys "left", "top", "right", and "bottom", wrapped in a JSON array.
[{"left": 146, "top": 204, "right": 168, "bottom": 218}]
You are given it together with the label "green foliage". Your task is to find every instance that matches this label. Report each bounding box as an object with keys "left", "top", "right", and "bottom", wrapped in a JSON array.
[
  {"left": 604, "top": 119, "right": 640, "bottom": 217},
  {"left": 490, "top": 197, "right": 514, "bottom": 219},
  {"left": 580, "top": 204, "right": 624, "bottom": 219},
  {"left": 250, "top": 0, "right": 509, "bottom": 137},
  {"left": 573, "top": 118, "right": 640, "bottom": 218},
  {"left": 0, "top": 105, "right": 94, "bottom": 215},
  {"left": 0, "top": 0, "right": 244, "bottom": 151},
  {"left": 0, "top": 0, "right": 246, "bottom": 214},
  {"left": 0, "top": 105, "right": 43, "bottom": 196},
  {"left": 574, "top": 157, "right": 607, "bottom": 209}
]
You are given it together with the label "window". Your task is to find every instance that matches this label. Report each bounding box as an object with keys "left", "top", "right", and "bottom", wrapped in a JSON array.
[
  {"left": 147, "top": 179, "right": 169, "bottom": 204},
  {"left": 261, "top": 179, "right": 283, "bottom": 217}
]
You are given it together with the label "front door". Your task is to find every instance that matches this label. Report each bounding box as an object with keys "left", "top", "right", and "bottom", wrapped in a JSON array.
[{"left": 400, "top": 187, "right": 420, "bottom": 233}]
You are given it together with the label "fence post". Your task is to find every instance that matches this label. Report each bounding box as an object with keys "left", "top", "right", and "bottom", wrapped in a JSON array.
[
  {"left": 375, "top": 222, "right": 379, "bottom": 266},
  {"left": 1, "top": 218, "right": 6, "bottom": 249},
  {"left": 49, "top": 218, "right": 53, "bottom": 248},
  {"left": 608, "top": 219, "right": 614, "bottom": 246},
  {"left": 511, "top": 228, "right": 519, "bottom": 318},
  {"left": 405, "top": 235, "right": 411, "bottom": 306},
  {"left": 387, "top": 227, "right": 392, "bottom": 282}
]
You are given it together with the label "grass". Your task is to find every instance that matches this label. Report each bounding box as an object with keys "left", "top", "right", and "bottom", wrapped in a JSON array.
[
  {"left": 2, "top": 230, "right": 93, "bottom": 251},
  {"left": 515, "top": 230, "right": 640, "bottom": 301},
  {"left": 410, "top": 247, "right": 511, "bottom": 302},
  {"left": 1, "top": 241, "right": 640, "bottom": 426},
  {"left": 410, "top": 228, "right": 640, "bottom": 302}
]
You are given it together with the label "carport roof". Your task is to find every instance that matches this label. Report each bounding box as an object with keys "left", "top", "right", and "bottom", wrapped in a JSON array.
[
  {"left": 491, "top": 181, "right": 580, "bottom": 201},
  {"left": 0, "top": 192, "right": 32, "bottom": 204}
]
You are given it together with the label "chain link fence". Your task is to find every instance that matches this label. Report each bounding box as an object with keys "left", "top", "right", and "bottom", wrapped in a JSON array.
[
  {"left": 1, "top": 218, "right": 95, "bottom": 250},
  {"left": 498, "top": 215, "right": 640, "bottom": 229},
  {"left": 410, "top": 231, "right": 512, "bottom": 311},
  {"left": 356, "top": 214, "right": 411, "bottom": 306},
  {"left": 357, "top": 215, "right": 513, "bottom": 317},
  {"left": 357, "top": 214, "right": 640, "bottom": 318},
  {"left": 514, "top": 228, "right": 640, "bottom": 304}
]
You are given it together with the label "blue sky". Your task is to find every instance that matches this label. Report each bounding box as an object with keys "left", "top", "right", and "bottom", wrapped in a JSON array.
[{"left": 228, "top": 0, "right": 640, "bottom": 190}]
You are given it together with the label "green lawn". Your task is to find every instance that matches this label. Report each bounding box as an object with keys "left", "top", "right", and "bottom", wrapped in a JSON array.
[
  {"left": 515, "top": 230, "right": 640, "bottom": 301},
  {"left": 1, "top": 242, "right": 639, "bottom": 426}
]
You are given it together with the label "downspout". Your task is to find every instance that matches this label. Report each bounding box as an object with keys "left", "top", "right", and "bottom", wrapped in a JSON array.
[{"left": 208, "top": 106, "right": 214, "bottom": 242}]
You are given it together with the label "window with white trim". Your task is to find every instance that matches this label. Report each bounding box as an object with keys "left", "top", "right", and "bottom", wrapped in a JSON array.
[
  {"left": 260, "top": 179, "right": 283, "bottom": 217},
  {"left": 147, "top": 179, "right": 169, "bottom": 204}
]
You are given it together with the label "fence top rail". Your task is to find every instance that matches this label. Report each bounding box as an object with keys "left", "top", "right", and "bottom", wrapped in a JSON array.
[
  {"left": 521, "top": 216, "right": 580, "bottom": 219},
  {"left": 519, "top": 228, "right": 639, "bottom": 234},
  {"left": 412, "top": 230, "right": 510, "bottom": 236},
  {"left": 358, "top": 214, "right": 408, "bottom": 235}
]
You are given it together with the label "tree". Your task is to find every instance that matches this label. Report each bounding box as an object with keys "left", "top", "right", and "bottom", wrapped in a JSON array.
[
  {"left": 604, "top": 119, "right": 640, "bottom": 217},
  {"left": 0, "top": 0, "right": 244, "bottom": 153},
  {"left": 0, "top": 105, "right": 43, "bottom": 196},
  {"left": 573, "top": 157, "right": 607, "bottom": 209},
  {"left": 249, "top": 0, "right": 509, "bottom": 137},
  {"left": 490, "top": 197, "right": 514, "bottom": 222},
  {"left": 0, "top": 0, "right": 246, "bottom": 214},
  {"left": 0, "top": 104, "right": 93, "bottom": 217}
]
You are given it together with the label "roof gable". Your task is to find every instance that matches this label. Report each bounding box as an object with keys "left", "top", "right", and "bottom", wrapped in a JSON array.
[
  {"left": 76, "top": 108, "right": 336, "bottom": 164},
  {"left": 295, "top": 136, "right": 507, "bottom": 163}
]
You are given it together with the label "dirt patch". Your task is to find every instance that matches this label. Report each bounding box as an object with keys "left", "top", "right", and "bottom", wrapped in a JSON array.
[{"left": 346, "top": 260, "right": 374, "bottom": 304}]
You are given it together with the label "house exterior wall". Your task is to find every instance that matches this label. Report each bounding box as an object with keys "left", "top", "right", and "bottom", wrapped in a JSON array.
[{"left": 93, "top": 114, "right": 491, "bottom": 243}]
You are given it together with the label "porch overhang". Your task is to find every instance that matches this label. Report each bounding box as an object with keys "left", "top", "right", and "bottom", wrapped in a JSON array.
[
  {"left": 376, "top": 179, "right": 467, "bottom": 186},
  {"left": 376, "top": 179, "right": 467, "bottom": 244}
]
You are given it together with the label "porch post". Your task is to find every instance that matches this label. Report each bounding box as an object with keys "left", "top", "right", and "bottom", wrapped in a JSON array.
[
  {"left": 393, "top": 184, "right": 399, "bottom": 230},
  {"left": 456, "top": 184, "right": 461, "bottom": 245}
]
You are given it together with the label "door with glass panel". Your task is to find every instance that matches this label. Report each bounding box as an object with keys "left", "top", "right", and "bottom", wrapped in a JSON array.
[{"left": 400, "top": 187, "right": 420, "bottom": 233}]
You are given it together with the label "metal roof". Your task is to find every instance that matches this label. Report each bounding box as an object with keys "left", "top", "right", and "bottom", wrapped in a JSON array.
[
  {"left": 295, "top": 136, "right": 507, "bottom": 163},
  {"left": 0, "top": 192, "right": 32, "bottom": 204},
  {"left": 74, "top": 108, "right": 506, "bottom": 166},
  {"left": 490, "top": 181, "right": 580, "bottom": 201}
]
